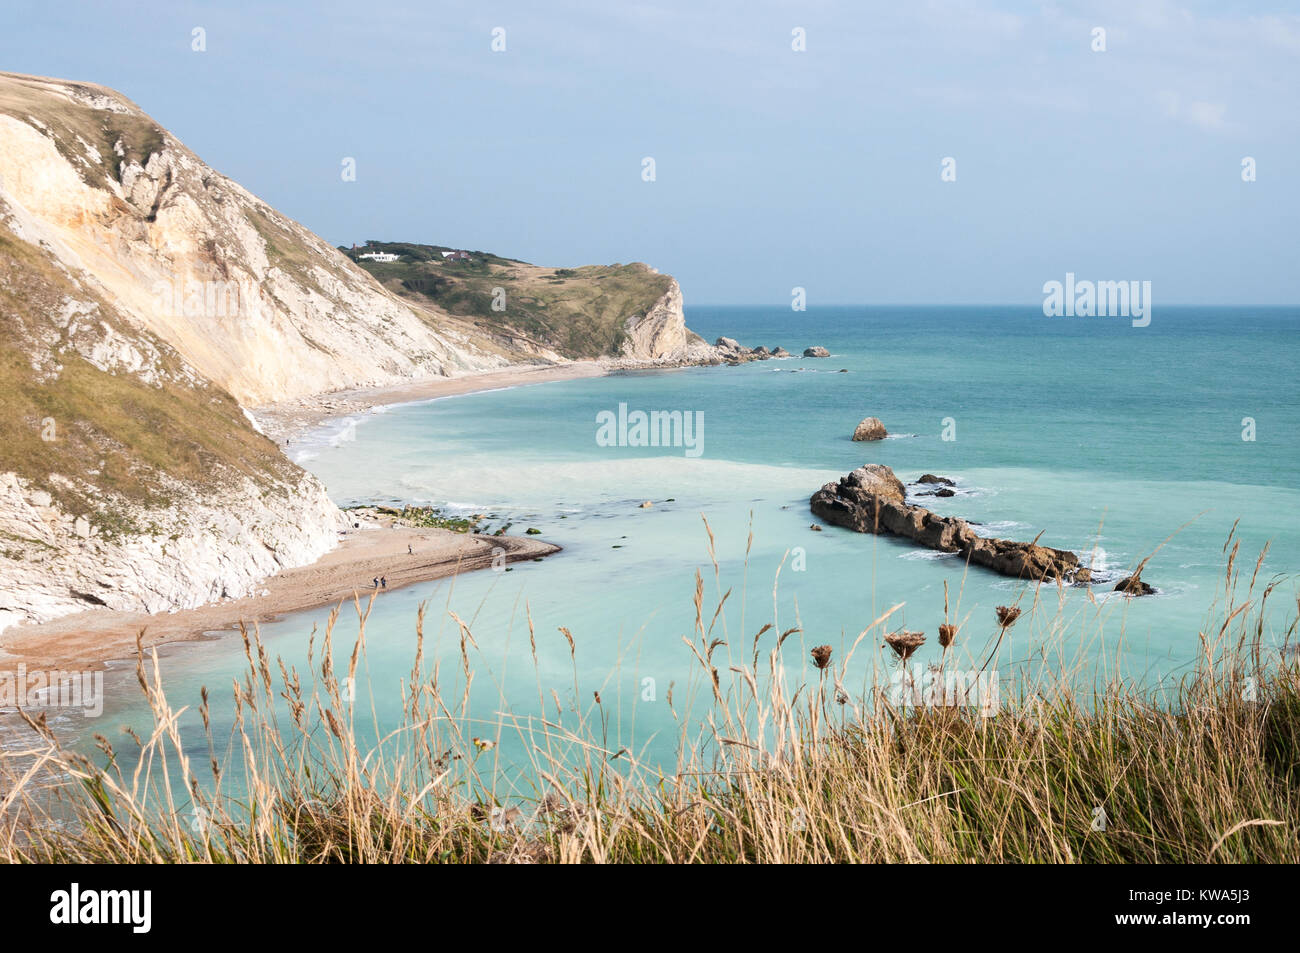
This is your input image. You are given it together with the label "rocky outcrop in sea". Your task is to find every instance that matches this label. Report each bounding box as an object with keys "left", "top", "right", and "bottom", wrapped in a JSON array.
[{"left": 810, "top": 464, "right": 1096, "bottom": 585}]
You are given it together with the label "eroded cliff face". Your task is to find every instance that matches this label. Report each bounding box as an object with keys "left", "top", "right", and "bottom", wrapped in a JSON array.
[
  {"left": 0, "top": 72, "right": 503, "bottom": 408},
  {"left": 0, "top": 163, "right": 343, "bottom": 634},
  {"left": 618, "top": 276, "right": 714, "bottom": 363},
  {"left": 0, "top": 471, "right": 342, "bottom": 634}
]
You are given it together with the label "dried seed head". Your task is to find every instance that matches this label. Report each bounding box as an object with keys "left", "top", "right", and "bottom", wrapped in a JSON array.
[
  {"left": 811, "top": 644, "right": 833, "bottom": 670},
  {"left": 938, "top": 624, "right": 957, "bottom": 648},
  {"left": 885, "top": 630, "right": 926, "bottom": 662},
  {"left": 995, "top": 605, "right": 1021, "bottom": 628},
  {"left": 539, "top": 792, "right": 568, "bottom": 816}
]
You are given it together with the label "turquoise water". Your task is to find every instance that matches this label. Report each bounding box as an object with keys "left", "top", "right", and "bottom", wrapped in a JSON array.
[{"left": 62, "top": 306, "right": 1300, "bottom": 783}]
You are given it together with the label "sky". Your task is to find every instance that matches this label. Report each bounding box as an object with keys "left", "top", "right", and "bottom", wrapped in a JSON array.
[{"left": 3, "top": 0, "right": 1297, "bottom": 304}]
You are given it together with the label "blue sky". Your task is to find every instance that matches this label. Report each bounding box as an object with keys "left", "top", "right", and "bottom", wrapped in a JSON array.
[{"left": 4, "top": 0, "right": 1297, "bottom": 304}]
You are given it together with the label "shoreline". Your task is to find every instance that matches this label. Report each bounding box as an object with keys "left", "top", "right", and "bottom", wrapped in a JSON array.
[
  {"left": 252, "top": 361, "right": 612, "bottom": 444},
  {"left": 0, "top": 516, "right": 558, "bottom": 674}
]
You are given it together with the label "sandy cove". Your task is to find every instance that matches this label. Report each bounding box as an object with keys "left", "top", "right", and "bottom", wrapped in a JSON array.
[
  {"left": 0, "top": 517, "right": 557, "bottom": 673},
  {"left": 253, "top": 360, "right": 610, "bottom": 443}
]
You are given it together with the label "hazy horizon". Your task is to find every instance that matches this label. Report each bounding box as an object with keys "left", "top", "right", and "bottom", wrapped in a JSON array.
[{"left": 4, "top": 0, "right": 1297, "bottom": 306}]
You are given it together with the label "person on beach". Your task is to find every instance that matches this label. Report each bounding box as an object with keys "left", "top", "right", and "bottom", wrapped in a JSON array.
[
  {"left": 381, "top": 576, "right": 388, "bottom": 588},
  {"left": 372, "top": 577, "right": 379, "bottom": 588},
  {"left": 408, "top": 544, "right": 413, "bottom": 555}
]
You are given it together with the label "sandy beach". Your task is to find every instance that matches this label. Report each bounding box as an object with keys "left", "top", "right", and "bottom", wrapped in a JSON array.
[
  {"left": 253, "top": 361, "right": 611, "bottom": 443},
  {"left": 0, "top": 516, "right": 558, "bottom": 673}
]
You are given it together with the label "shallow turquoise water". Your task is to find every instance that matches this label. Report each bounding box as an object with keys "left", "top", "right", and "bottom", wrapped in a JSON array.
[{"left": 60, "top": 306, "right": 1300, "bottom": 784}]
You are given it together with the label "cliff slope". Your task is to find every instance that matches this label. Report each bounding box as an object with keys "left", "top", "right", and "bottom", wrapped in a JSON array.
[
  {"left": 0, "top": 72, "right": 505, "bottom": 408},
  {"left": 0, "top": 198, "right": 341, "bottom": 633}
]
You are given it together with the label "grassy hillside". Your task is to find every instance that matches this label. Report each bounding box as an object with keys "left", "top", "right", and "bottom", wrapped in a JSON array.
[{"left": 342, "top": 241, "right": 675, "bottom": 358}]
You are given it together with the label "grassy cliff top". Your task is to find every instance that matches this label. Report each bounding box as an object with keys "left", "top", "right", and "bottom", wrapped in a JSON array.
[
  {"left": 341, "top": 241, "right": 674, "bottom": 358},
  {"left": 0, "top": 72, "right": 165, "bottom": 189}
]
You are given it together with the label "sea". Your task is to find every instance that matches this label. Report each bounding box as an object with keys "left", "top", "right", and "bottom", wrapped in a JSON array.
[{"left": 28, "top": 305, "right": 1300, "bottom": 787}]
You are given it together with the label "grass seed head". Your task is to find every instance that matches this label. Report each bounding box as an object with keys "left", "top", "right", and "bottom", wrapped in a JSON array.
[
  {"left": 885, "top": 630, "right": 926, "bottom": 662},
  {"left": 811, "top": 644, "right": 833, "bottom": 670}
]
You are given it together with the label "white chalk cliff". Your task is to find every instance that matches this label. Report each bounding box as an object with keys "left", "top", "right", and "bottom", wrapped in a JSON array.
[
  {"left": 0, "top": 72, "right": 505, "bottom": 408},
  {"left": 619, "top": 275, "right": 713, "bottom": 363}
]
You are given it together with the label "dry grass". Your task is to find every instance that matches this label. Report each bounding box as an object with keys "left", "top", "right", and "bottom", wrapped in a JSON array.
[{"left": 1, "top": 527, "right": 1297, "bottom": 864}]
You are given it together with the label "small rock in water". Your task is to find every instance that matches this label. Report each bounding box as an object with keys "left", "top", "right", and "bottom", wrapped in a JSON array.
[
  {"left": 1113, "top": 573, "right": 1156, "bottom": 596},
  {"left": 525, "top": 527, "right": 542, "bottom": 535},
  {"left": 916, "top": 474, "right": 956, "bottom": 486},
  {"left": 803, "top": 346, "right": 830, "bottom": 358},
  {"left": 852, "top": 417, "right": 888, "bottom": 441}
]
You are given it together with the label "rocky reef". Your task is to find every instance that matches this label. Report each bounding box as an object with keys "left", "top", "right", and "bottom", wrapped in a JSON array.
[
  {"left": 712, "top": 337, "right": 832, "bottom": 365},
  {"left": 810, "top": 464, "right": 1095, "bottom": 585}
]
